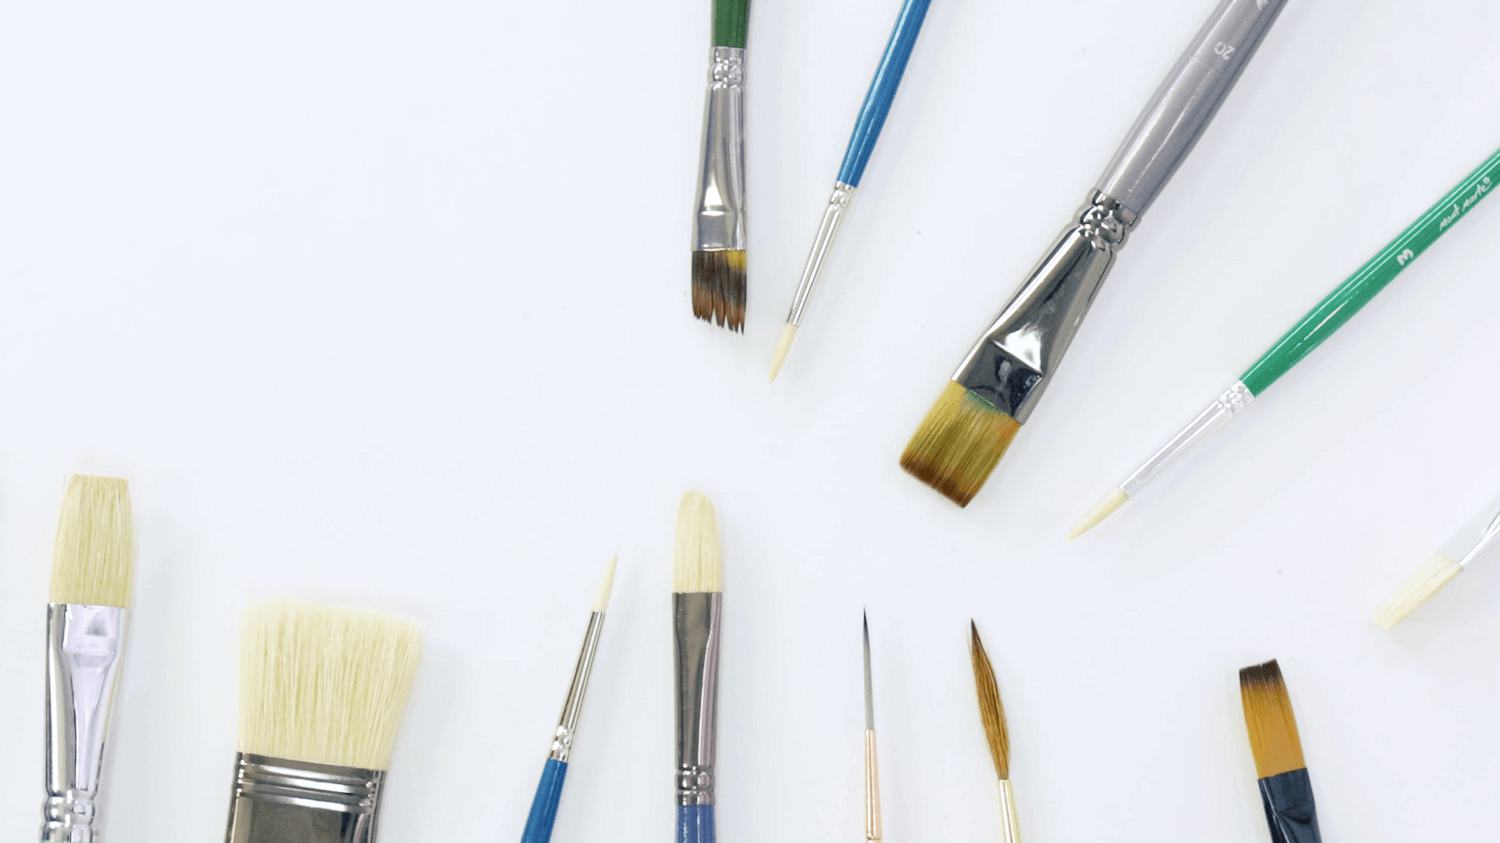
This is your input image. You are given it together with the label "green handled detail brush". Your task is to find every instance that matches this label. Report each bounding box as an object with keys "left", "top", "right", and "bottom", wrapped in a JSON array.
[{"left": 1071, "top": 146, "right": 1500, "bottom": 539}]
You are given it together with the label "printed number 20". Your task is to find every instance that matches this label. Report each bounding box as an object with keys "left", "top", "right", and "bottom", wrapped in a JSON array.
[{"left": 1214, "top": 42, "right": 1236, "bottom": 59}]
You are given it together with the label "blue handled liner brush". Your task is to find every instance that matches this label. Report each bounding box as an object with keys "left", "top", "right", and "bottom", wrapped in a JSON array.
[
  {"left": 520, "top": 556, "right": 618, "bottom": 843},
  {"left": 673, "top": 491, "right": 724, "bottom": 843},
  {"left": 768, "top": 0, "right": 934, "bottom": 381}
]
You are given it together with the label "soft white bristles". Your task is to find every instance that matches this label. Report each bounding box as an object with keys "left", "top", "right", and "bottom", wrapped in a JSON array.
[
  {"left": 673, "top": 491, "right": 723, "bottom": 593},
  {"left": 593, "top": 555, "right": 618, "bottom": 613},
  {"left": 768, "top": 324, "right": 798, "bottom": 383},
  {"left": 239, "top": 599, "right": 424, "bottom": 771},
  {"left": 1068, "top": 488, "right": 1129, "bottom": 541},
  {"left": 49, "top": 475, "right": 135, "bottom": 607},
  {"left": 1374, "top": 553, "right": 1463, "bottom": 630}
]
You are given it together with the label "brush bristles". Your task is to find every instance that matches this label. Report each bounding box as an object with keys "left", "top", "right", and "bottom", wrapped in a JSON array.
[
  {"left": 1239, "top": 659, "right": 1305, "bottom": 780},
  {"left": 593, "top": 555, "right": 619, "bottom": 614},
  {"left": 239, "top": 599, "right": 424, "bottom": 771},
  {"left": 970, "top": 621, "right": 1010, "bottom": 780},
  {"left": 1374, "top": 553, "right": 1463, "bottom": 630},
  {"left": 673, "top": 491, "right": 722, "bottom": 593},
  {"left": 691, "top": 250, "right": 746, "bottom": 332},
  {"left": 901, "top": 382, "right": 1022, "bottom": 507},
  {"left": 49, "top": 475, "right": 135, "bottom": 607}
]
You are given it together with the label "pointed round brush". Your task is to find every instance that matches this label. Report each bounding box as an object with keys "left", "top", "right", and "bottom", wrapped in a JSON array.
[{"left": 970, "top": 622, "right": 1021, "bottom": 843}]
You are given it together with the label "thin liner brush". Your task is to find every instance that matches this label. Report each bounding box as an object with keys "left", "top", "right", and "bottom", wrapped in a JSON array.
[
  {"left": 673, "top": 492, "right": 724, "bottom": 843},
  {"left": 44, "top": 475, "right": 135, "bottom": 841},
  {"left": 521, "top": 556, "right": 618, "bottom": 843},
  {"left": 691, "top": 0, "right": 752, "bottom": 331},
  {"left": 1375, "top": 489, "right": 1500, "bottom": 629},
  {"left": 1239, "top": 660, "right": 1321, "bottom": 843},
  {"left": 768, "top": 0, "right": 934, "bottom": 381},
  {"left": 970, "top": 622, "right": 1021, "bottom": 843},
  {"left": 1070, "top": 145, "right": 1500, "bottom": 539},
  {"left": 862, "top": 612, "right": 882, "bottom": 843},
  {"left": 901, "top": 0, "right": 1289, "bottom": 507}
]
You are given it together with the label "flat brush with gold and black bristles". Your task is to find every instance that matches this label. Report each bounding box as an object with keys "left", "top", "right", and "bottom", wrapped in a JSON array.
[
  {"left": 1239, "top": 660, "right": 1321, "bottom": 843},
  {"left": 970, "top": 622, "right": 1022, "bottom": 843},
  {"left": 689, "top": 0, "right": 750, "bottom": 331},
  {"left": 901, "top": 0, "right": 1288, "bottom": 507}
]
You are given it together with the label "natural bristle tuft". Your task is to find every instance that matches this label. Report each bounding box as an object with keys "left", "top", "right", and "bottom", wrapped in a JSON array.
[
  {"left": 593, "top": 555, "right": 619, "bottom": 614},
  {"left": 1374, "top": 553, "right": 1462, "bottom": 630},
  {"left": 1239, "top": 659, "right": 1305, "bottom": 780},
  {"left": 970, "top": 621, "right": 1010, "bottom": 780},
  {"left": 239, "top": 599, "right": 424, "bottom": 771},
  {"left": 673, "top": 491, "right": 722, "bottom": 593},
  {"left": 49, "top": 475, "right": 135, "bottom": 607},
  {"left": 1068, "top": 489, "right": 1129, "bottom": 541},
  {"left": 901, "top": 382, "right": 1022, "bottom": 507},
  {"left": 768, "top": 323, "right": 797, "bottom": 382},
  {"left": 692, "top": 250, "right": 746, "bottom": 332}
]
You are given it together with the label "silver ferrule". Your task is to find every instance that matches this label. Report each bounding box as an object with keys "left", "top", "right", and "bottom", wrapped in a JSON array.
[
  {"left": 549, "top": 611, "right": 606, "bottom": 763},
  {"left": 1120, "top": 381, "right": 1253, "bottom": 496},
  {"left": 44, "top": 603, "right": 128, "bottom": 843},
  {"left": 673, "top": 592, "right": 722, "bottom": 807},
  {"left": 692, "top": 47, "right": 747, "bottom": 252},
  {"left": 1441, "top": 491, "right": 1500, "bottom": 568},
  {"left": 785, "top": 182, "right": 856, "bottom": 326},
  {"left": 224, "top": 753, "right": 385, "bottom": 843},
  {"left": 953, "top": 191, "right": 1138, "bottom": 423},
  {"left": 997, "top": 779, "right": 1022, "bottom": 843}
]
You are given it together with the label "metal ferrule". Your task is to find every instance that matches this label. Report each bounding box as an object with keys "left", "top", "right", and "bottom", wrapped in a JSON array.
[
  {"left": 549, "top": 611, "right": 606, "bottom": 763},
  {"left": 953, "top": 191, "right": 1138, "bottom": 422},
  {"left": 44, "top": 603, "right": 128, "bottom": 843},
  {"left": 1441, "top": 492, "right": 1500, "bottom": 568},
  {"left": 692, "top": 47, "right": 747, "bottom": 253},
  {"left": 864, "top": 730, "right": 881, "bottom": 843},
  {"left": 785, "top": 182, "right": 856, "bottom": 326},
  {"left": 673, "top": 592, "right": 722, "bottom": 807},
  {"left": 1120, "top": 381, "right": 1253, "bottom": 496},
  {"left": 224, "top": 753, "right": 385, "bottom": 843},
  {"left": 997, "top": 779, "right": 1022, "bottom": 843}
]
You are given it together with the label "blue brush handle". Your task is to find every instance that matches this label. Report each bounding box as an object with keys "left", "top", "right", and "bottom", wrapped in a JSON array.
[
  {"left": 521, "top": 759, "right": 569, "bottom": 843},
  {"left": 836, "top": 0, "right": 934, "bottom": 187},
  {"left": 676, "top": 804, "right": 717, "bottom": 843}
]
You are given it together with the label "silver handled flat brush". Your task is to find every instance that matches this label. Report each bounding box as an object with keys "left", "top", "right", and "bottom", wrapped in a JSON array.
[
  {"left": 674, "top": 491, "right": 724, "bottom": 843},
  {"left": 1375, "top": 490, "right": 1500, "bottom": 630},
  {"left": 44, "top": 475, "right": 135, "bottom": 842},
  {"left": 225, "top": 599, "right": 423, "bottom": 843}
]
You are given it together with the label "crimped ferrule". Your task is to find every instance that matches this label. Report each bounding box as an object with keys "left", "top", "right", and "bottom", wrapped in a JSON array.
[
  {"left": 997, "top": 779, "right": 1022, "bottom": 843},
  {"left": 224, "top": 754, "right": 385, "bottom": 843},
  {"left": 953, "top": 191, "right": 1137, "bottom": 423},
  {"left": 44, "top": 604, "right": 128, "bottom": 843},
  {"left": 864, "top": 730, "right": 881, "bottom": 843},
  {"left": 785, "top": 182, "right": 856, "bottom": 327},
  {"left": 549, "top": 611, "right": 606, "bottom": 763},
  {"left": 1119, "top": 381, "right": 1253, "bottom": 496},
  {"left": 692, "top": 47, "right": 748, "bottom": 253},
  {"left": 674, "top": 592, "right": 722, "bottom": 806}
]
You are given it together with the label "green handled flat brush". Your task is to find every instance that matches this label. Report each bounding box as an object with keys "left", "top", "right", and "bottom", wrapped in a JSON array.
[
  {"left": 690, "top": 0, "right": 752, "bottom": 331},
  {"left": 1070, "top": 145, "right": 1500, "bottom": 539}
]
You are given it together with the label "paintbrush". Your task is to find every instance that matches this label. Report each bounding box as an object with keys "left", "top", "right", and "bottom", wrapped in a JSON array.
[
  {"left": 674, "top": 491, "right": 723, "bottom": 843},
  {"left": 1071, "top": 145, "right": 1500, "bottom": 539},
  {"left": 691, "top": 0, "right": 751, "bottom": 331},
  {"left": 768, "top": 0, "right": 935, "bottom": 381},
  {"left": 1240, "top": 660, "right": 1321, "bottom": 843},
  {"left": 43, "top": 475, "right": 135, "bottom": 841},
  {"left": 521, "top": 556, "right": 618, "bottom": 843},
  {"left": 901, "top": 0, "right": 1289, "bottom": 507},
  {"left": 225, "top": 599, "right": 423, "bottom": 843},
  {"left": 970, "top": 622, "right": 1021, "bottom": 843},
  {"left": 862, "top": 612, "right": 882, "bottom": 843},
  {"left": 1375, "top": 489, "right": 1500, "bottom": 630}
]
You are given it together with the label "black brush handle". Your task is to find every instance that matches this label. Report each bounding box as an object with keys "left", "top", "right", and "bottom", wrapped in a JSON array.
[{"left": 1258, "top": 769, "right": 1322, "bottom": 843}]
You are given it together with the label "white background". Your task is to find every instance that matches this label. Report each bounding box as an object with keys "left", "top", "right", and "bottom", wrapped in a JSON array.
[{"left": 1, "top": 0, "right": 1497, "bottom": 840}]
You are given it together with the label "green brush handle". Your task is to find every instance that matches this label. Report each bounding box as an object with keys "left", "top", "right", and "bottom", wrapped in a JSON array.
[
  {"left": 712, "top": 0, "right": 749, "bottom": 48},
  {"left": 1240, "top": 146, "right": 1500, "bottom": 395}
]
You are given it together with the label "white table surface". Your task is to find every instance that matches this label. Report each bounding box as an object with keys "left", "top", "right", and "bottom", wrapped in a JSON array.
[{"left": 2, "top": 0, "right": 1498, "bottom": 839}]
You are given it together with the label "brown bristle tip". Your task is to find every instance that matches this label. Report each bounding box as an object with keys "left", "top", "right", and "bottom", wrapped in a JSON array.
[
  {"left": 1239, "top": 659, "right": 1306, "bottom": 780},
  {"left": 691, "top": 250, "right": 746, "bottom": 332},
  {"left": 900, "top": 382, "right": 1021, "bottom": 507},
  {"left": 969, "top": 621, "right": 1010, "bottom": 780}
]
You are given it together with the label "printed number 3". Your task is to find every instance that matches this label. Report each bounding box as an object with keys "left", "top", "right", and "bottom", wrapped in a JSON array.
[{"left": 1213, "top": 42, "right": 1236, "bottom": 59}]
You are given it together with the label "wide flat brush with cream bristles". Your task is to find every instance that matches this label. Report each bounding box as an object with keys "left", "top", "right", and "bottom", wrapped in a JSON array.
[
  {"left": 1375, "top": 488, "right": 1500, "bottom": 630},
  {"left": 1240, "top": 660, "right": 1321, "bottom": 843},
  {"left": 673, "top": 492, "right": 724, "bottom": 843},
  {"left": 44, "top": 475, "right": 135, "bottom": 841},
  {"left": 226, "top": 599, "right": 423, "bottom": 843},
  {"left": 970, "top": 622, "right": 1022, "bottom": 843}
]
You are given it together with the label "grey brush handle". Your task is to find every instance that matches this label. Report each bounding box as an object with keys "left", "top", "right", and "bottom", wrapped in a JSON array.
[{"left": 1096, "top": 0, "right": 1288, "bottom": 218}]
